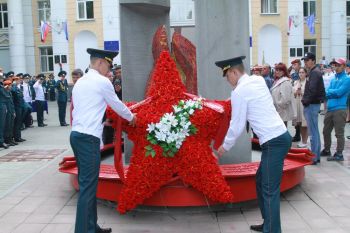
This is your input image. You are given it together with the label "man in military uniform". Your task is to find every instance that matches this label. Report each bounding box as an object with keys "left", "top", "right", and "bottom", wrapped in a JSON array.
[
  {"left": 47, "top": 73, "right": 56, "bottom": 101},
  {"left": 3, "top": 78, "right": 17, "bottom": 146},
  {"left": 11, "top": 76, "right": 26, "bottom": 142},
  {"left": 56, "top": 70, "right": 69, "bottom": 126},
  {"left": 71, "top": 48, "right": 136, "bottom": 233},
  {"left": 0, "top": 74, "right": 9, "bottom": 149},
  {"left": 22, "top": 74, "right": 34, "bottom": 128},
  {"left": 33, "top": 74, "right": 47, "bottom": 127}
]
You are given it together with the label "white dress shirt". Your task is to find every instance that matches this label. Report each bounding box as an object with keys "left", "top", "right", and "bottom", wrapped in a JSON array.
[
  {"left": 22, "top": 83, "right": 32, "bottom": 103},
  {"left": 33, "top": 81, "right": 45, "bottom": 101},
  {"left": 72, "top": 69, "right": 133, "bottom": 141},
  {"left": 223, "top": 74, "right": 287, "bottom": 151}
]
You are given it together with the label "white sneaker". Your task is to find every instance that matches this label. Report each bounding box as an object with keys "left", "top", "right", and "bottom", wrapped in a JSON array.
[{"left": 297, "top": 143, "right": 308, "bottom": 148}]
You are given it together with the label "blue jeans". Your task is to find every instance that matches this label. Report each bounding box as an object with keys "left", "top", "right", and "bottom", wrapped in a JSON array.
[
  {"left": 256, "top": 131, "right": 292, "bottom": 233},
  {"left": 70, "top": 131, "right": 101, "bottom": 233},
  {"left": 303, "top": 104, "right": 321, "bottom": 161}
]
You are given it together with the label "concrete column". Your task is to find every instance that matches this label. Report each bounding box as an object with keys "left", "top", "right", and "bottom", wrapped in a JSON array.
[
  {"left": 120, "top": 0, "right": 170, "bottom": 163},
  {"left": 195, "top": 0, "right": 251, "bottom": 164},
  {"left": 330, "top": 0, "right": 347, "bottom": 59},
  {"left": 8, "top": 0, "right": 26, "bottom": 73}
]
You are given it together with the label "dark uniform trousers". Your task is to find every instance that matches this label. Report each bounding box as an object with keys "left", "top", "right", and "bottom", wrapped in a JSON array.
[
  {"left": 13, "top": 107, "right": 22, "bottom": 140},
  {"left": 4, "top": 106, "right": 15, "bottom": 143},
  {"left": 70, "top": 131, "right": 104, "bottom": 233},
  {"left": 0, "top": 103, "right": 6, "bottom": 144},
  {"left": 36, "top": 100, "right": 45, "bottom": 125},
  {"left": 256, "top": 131, "right": 292, "bottom": 233},
  {"left": 58, "top": 101, "right": 67, "bottom": 125}
]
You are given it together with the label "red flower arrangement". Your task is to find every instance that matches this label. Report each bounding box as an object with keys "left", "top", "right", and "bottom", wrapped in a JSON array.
[{"left": 106, "top": 51, "right": 233, "bottom": 214}]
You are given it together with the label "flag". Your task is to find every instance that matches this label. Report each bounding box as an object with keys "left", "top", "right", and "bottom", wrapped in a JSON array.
[
  {"left": 288, "top": 16, "right": 293, "bottom": 31},
  {"left": 63, "top": 21, "right": 68, "bottom": 41},
  {"left": 40, "top": 21, "right": 50, "bottom": 42},
  {"left": 306, "top": 14, "right": 315, "bottom": 35}
]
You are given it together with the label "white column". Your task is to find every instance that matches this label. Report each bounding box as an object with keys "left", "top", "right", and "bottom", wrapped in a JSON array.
[
  {"left": 22, "top": 0, "right": 35, "bottom": 76},
  {"left": 102, "top": 0, "right": 121, "bottom": 65},
  {"left": 8, "top": 0, "right": 26, "bottom": 73},
  {"left": 321, "top": 0, "right": 331, "bottom": 61},
  {"left": 287, "top": 0, "right": 304, "bottom": 64},
  {"left": 51, "top": 0, "right": 70, "bottom": 81},
  {"left": 330, "top": 0, "right": 347, "bottom": 59}
]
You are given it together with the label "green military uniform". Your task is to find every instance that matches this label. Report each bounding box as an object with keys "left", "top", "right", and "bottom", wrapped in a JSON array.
[
  {"left": 29, "top": 78, "right": 36, "bottom": 101},
  {"left": 47, "top": 78, "right": 56, "bottom": 101},
  {"left": 11, "top": 83, "right": 25, "bottom": 142},
  {"left": 55, "top": 71, "right": 69, "bottom": 126},
  {"left": 4, "top": 88, "right": 15, "bottom": 144},
  {"left": 0, "top": 81, "right": 10, "bottom": 147}
]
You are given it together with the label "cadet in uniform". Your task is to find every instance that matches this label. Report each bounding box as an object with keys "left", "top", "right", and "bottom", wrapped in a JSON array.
[
  {"left": 0, "top": 74, "right": 9, "bottom": 149},
  {"left": 71, "top": 48, "right": 136, "bottom": 233},
  {"left": 47, "top": 73, "right": 56, "bottom": 101},
  {"left": 33, "top": 74, "right": 47, "bottom": 127},
  {"left": 216, "top": 56, "right": 291, "bottom": 233},
  {"left": 3, "top": 78, "right": 16, "bottom": 146},
  {"left": 56, "top": 71, "right": 69, "bottom": 126},
  {"left": 11, "top": 76, "right": 26, "bottom": 142},
  {"left": 22, "top": 74, "right": 33, "bottom": 128}
]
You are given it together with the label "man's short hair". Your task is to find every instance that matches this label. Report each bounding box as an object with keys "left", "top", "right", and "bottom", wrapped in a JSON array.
[
  {"left": 231, "top": 63, "right": 245, "bottom": 73},
  {"left": 72, "top": 68, "right": 84, "bottom": 77}
]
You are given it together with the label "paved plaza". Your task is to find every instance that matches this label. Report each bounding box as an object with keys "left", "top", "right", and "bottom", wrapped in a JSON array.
[{"left": 0, "top": 102, "right": 350, "bottom": 233}]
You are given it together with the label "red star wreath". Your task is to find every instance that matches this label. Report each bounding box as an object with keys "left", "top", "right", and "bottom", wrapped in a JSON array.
[{"left": 107, "top": 51, "right": 233, "bottom": 214}]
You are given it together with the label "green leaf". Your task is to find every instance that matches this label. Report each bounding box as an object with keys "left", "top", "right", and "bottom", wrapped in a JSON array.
[
  {"left": 171, "top": 147, "right": 177, "bottom": 153},
  {"left": 145, "top": 150, "right": 151, "bottom": 157},
  {"left": 168, "top": 151, "right": 175, "bottom": 157},
  {"left": 145, "top": 145, "right": 152, "bottom": 151},
  {"left": 151, "top": 150, "right": 156, "bottom": 158},
  {"left": 150, "top": 139, "right": 157, "bottom": 145}
]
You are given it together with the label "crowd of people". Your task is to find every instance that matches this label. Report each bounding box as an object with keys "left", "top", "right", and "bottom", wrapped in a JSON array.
[
  {"left": 251, "top": 52, "right": 350, "bottom": 165},
  {"left": 0, "top": 65, "right": 123, "bottom": 149}
]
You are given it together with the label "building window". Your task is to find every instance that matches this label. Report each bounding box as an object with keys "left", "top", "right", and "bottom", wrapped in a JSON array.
[
  {"left": 304, "top": 39, "right": 316, "bottom": 57},
  {"left": 303, "top": 0, "right": 316, "bottom": 17},
  {"left": 297, "top": 48, "right": 303, "bottom": 57},
  {"left": 290, "top": 48, "right": 296, "bottom": 57},
  {"left": 77, "top": 0, "right": 94, "bottom": 20},
  {"left": 290, "top": 48, "right": 304, "bottom": 57},
  {"left": 38, "top": 0, "right": 50, "bottom": 25},
  {"left": 0, "top": 3, "right": 8, "bottom": 29},
  {"left": 40, "top": 47, "right": 53, "bottom": 72},
  {"left": 261, "top": 0, "right": 278, "bottom": 14}
]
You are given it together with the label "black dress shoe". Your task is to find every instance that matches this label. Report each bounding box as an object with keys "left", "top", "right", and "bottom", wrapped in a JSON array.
[
  {"left": 38, "top": 124, "right": 45, "bottom": 127},
  {"left": 60, "top": 123, "right": 69, "bottom": 126},
  {"left": 250, "top": 224, "right": 263, "bottom": 232},
  {"left": 97, "top": 227, "right": 112, "bottom": 233},
  {"left": 15, "top": 138, "right": 26, "bottom": 142},
  {"left": 7, "top": 141, "right": 17, "bottom": 146},
  {"left": 0, "top": 143, "right": 9, "bottom": 149}
]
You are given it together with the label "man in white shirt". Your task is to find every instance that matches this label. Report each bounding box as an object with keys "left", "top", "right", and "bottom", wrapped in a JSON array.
[
  {"left": 71, "top": 48, "right": 136, "bottom": 233},
  {"left": 33, "top": 74, "right": 47, "bottom": 127},
  {"left": 22, "top": 74, "right": 33, "bottom": 128},
  {"left": 216, "top": 56, "right": 291, "bottom": 233}
]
